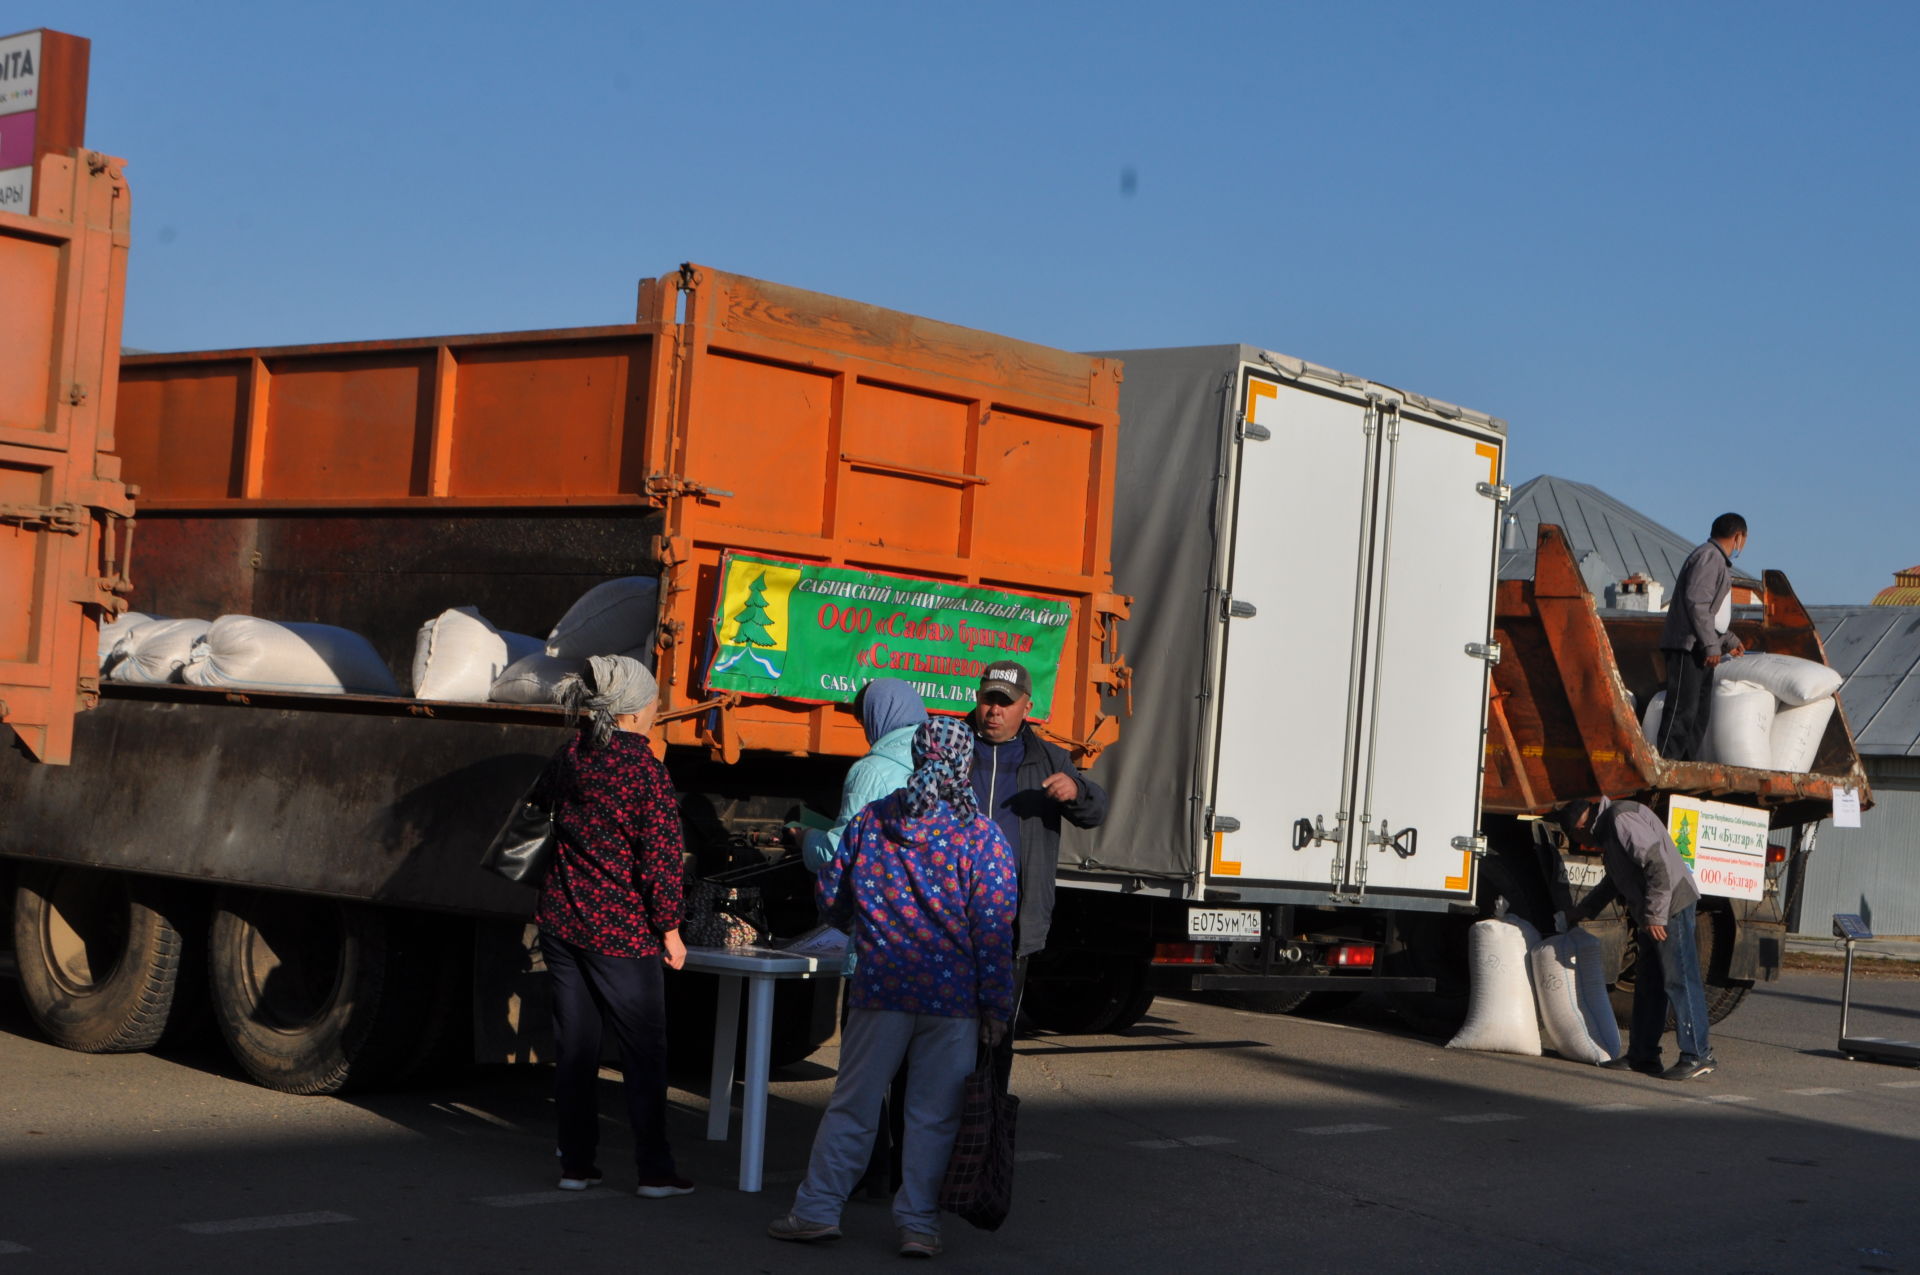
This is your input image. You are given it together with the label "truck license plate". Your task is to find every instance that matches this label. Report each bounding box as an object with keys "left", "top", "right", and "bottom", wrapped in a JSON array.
[{"left": 1188, "top": 908, "right": 1262, "bottom": 941}]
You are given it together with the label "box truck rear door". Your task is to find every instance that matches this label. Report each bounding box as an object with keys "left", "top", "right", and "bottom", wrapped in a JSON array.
[
  {"left": 1206, "top": 368, "right": 1375, "bottom": 890},
  {"left": 0, "top": 151, "right": 134, "bottom": 764},
  {"left": 1343, "top": 405, "right": 1504, "bottom": 901}
]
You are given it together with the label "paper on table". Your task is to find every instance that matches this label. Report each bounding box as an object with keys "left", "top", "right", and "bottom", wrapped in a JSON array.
[
  {"left": 779, "top": 924, "right": 850, "bottom": 960},
  {"left": 1833, "top": 787, "right": 1861, "bottom": 828}
]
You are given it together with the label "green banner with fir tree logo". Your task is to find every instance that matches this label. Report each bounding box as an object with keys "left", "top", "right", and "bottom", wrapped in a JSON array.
[{"left": 705, "top": 552, "right": 1073, "bottom": 717}]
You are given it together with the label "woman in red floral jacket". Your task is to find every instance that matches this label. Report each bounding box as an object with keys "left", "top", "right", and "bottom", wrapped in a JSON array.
[{"left": 534, "top": 654, "right": 693, "bottom": 1198}]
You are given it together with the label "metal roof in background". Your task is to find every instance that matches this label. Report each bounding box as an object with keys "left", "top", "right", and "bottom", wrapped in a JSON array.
[
  {"left": 1498, "top": 474, "right": 1761, "bottom": 593},
  {"left": 1809, "top": 606, "right": 1920, "bottom": 757}
]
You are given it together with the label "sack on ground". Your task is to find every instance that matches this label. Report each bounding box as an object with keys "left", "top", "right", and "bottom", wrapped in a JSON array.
[
  {"left": 413, "top": 606, "right": 514, "bottom": 702},
  {"left": 1447, "top": 918, "right": 1541, "bottom": 1056},
  {"left": 1567, "top": 926, "right": 1622, "bottom": 1060},
  {"left": 108, "top": 618, "right": 210, "bottom": 684},
  {"left": 183, "top": 616, "right": 400, "bottom": 695},
  {"left": 1714, "top": 652, "right": 1842, "bottom": 707},
  {"left": 1769, "top": 696, "right": 1835, "bottom": 773},
  {"left": 1530, "top": 931, "right": 1614, "bottom": 1064},
  {"left": 545, "top": 576, "right": 659, "bottom": 664},
  {"left": 939, "top": 1054, "right": 1020, "bottom": 1232},
  {"left": 1704, "top": 679, "right": 1775, "bottom": 769},
  {"left": 489, "top": 651, "right": 584, "bottom": 704},
  {"left": 98, "top": 611, "right": 159, "bottom": 674}
]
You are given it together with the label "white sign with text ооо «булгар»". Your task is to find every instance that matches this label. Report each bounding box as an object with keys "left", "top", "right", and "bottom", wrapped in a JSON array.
[{"left": 1667, "top": 795, "right": 1769, "bottom": 902}]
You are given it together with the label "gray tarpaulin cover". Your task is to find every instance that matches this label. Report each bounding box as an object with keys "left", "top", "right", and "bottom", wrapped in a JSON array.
[{"left": 1060, "top": 345, "right": 1258, "bottom": 886}]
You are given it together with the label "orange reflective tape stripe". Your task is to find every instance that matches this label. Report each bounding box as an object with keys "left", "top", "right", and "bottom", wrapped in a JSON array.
[
  {"left": 1211, "top": 829, "right": 1242, "bottom": 877},
  {"left": 1444, "top": 849, "right": 1473, "bottom": 892},
  {"left": 1475, "top": 441, "right": 1499, "bottom": 484},
  {"left": 1246, "top": 378, "right": 1277, "bottom": 423}
]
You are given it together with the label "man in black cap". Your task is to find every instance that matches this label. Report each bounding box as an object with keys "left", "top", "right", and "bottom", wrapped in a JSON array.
[
  {"left": 969, "top": 659, "right": 1109, "bottom": 1085},
  {"left": 1556, "top": 796, "right": 1715, "bottom": 1080}
]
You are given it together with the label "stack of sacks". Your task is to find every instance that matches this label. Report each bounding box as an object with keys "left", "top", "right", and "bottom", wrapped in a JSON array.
[
  {"left": 1639, "top": 652, "right": 1843, "bottom": 772},
  {"left": 183, "top": 616, "right": 399, "bottom": 695},
  {"left": 1448, "top": 912, "right": 1622, "bottom": 1065},
  {"left": 490, "top": 576, "right": 659, "bottom": 705},
  {"left": 411, "top": 606, "right": 543, "bottom": 702},
  {"left": 106, "top": 618, "right": 212, "bottom": 684}
]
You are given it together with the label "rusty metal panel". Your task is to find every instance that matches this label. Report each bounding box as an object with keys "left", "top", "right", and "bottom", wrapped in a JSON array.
[
  {"left": 0, "top": 149, "right": 135, "bottom": 764},
  {"left": 1485, "top": 524, "right": 1871, "bottom": 827}
]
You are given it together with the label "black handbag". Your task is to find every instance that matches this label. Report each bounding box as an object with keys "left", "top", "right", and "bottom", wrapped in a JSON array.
[
  {"left": 938, "top": 1046, "right": 1020, "bottom": 1231},
  {"left": 480, "top": 777, "right": 556, "bottom": 888}
]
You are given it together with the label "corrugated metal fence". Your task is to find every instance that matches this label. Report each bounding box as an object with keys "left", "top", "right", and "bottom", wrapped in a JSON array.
[{"left": 1795, "top": 756, "right": 1920, "bottom": 938}]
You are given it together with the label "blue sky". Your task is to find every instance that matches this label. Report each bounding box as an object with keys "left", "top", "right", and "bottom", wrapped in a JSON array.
[{"left": 39, "top": 0, "right": 1917, "bottom": 603}]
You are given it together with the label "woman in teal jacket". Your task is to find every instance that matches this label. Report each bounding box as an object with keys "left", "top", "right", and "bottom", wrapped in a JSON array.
[
  {"left": 801, "top": 677, "right": 926, "bottom": 1198},
  {"left": 802, "top": 679, "right": 928, "bottom": 878}
]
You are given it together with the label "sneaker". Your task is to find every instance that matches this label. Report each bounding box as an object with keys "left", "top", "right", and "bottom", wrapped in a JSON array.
[
  {"left": 1599, "top": 1055, "right": 1663, "bottom": 1075},
  {"left": 899, "top": 1229, "right": 942, "bottom": 1259},
  {"left": 1662, "top": 1054, "right": 1717, "bottom": 1082},
  {"left": 635, "top": 1175, "right": 696, "bottom": 1198},
  {"left": 768, "top": 1214, "right": 842, "bottom": 1242},
  {"left": 557, "top": 1169, "right": 603, "bottom": 1191}
]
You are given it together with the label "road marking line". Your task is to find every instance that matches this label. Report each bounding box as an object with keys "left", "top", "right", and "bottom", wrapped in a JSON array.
[
  {"left": 1786, "top": 1087, "right": 1846, "bottom": 1096},
  {"left": 1879, "top": 1080, "right": 1920, "bottom": 1088},
  {"left": 179, "top": 1211, "right": 355, "bottom": 1235},
  {"left": 1582, "top": 1103, "right": 1641, "bottom": 1112},
  {"left": 1129, "top": 1138, "right": 1182, "bottom": 1149},
  {"left": 1129, "top": 1133, "right": 1238, "bottom": 1150},
  {"left": 0, "top": 1242, "right": 28, "bottom": 1254},
  {"left": 1298, "top": 1123, "right": 1390, "bottom": 1136},
  {"left": 1696, "top": 1094, "right": 1754, "bottom": 1103},
  {"left": 1015, "top": 1150, "right": 1062, "bottom": 1162},
  {"left": 473, "top": 1190, "right": 618, "bottom": 1207},
  {"left": 1439, "top": 1113, "right": 1522, "bottom": 1124}
]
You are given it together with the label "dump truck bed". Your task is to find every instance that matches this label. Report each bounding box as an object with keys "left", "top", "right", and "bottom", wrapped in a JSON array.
[
  {"left": 1484, "top": 525, "right": 1871, "bottom": 826},
  {"left": 99, "top": 265, "right": 1126, "bottom": 763}
]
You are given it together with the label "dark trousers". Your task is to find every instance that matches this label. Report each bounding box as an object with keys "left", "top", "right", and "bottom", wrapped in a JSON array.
[
  {"left": 1656, "top": 647, "right": 1715, "bottom": 761},
  {"left": 1627, "top": 904, "right": 1712, "bottom": 1063},
  {"left": 990, "top": 956, "right": 1031, "bottom": 1093},
  {"left": 541, "top": 933, "right": 675, "bottom": 1179}
]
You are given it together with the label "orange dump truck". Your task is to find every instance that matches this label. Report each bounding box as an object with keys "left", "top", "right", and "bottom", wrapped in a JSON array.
[{"left": 0, "top": 149, "right": 1129, "bottom": 1090}]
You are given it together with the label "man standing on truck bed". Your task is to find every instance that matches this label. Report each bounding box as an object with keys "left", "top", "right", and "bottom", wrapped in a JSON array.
[
  {"left": 969, "top": 659, "right": 1109, "bottom": 1085},
  {"left": 1557, "top": 796, "right": 1716, "bottom": 1081},
  {"left": 1656, "top": 512, "right": 1749, "bottom": 760}
]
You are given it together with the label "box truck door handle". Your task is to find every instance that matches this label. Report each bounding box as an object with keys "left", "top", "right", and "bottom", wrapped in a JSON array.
[{"left": 1292, "top": 814, "right": 1340, "bottom": 850}]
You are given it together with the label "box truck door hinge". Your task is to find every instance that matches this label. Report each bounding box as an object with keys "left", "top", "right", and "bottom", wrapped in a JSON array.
[
  {"left": 1465, "top": 641, "right": 1502, "bottom": 664},
  {"left": 1450, "top": 834, "right": 1488, "bottom": 858},
  {"left": 1235, "top": 412, "right": 1272, "bottom": 442},
  {"left": 1222, "top": 595, "right": 1258, "bottom": 620},
  {"left": 1476, "top": 481, "right": 1511, "bottom": 503}
]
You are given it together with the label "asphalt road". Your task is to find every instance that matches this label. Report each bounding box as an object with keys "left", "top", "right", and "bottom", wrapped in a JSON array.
[{"left": 4, "top": 971, "right": 1920, "bottom": 1274}]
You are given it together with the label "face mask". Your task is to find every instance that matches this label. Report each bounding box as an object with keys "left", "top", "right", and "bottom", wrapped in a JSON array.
[{"left": 1731, "top": 545, "right": 1742, "bottom": 560}]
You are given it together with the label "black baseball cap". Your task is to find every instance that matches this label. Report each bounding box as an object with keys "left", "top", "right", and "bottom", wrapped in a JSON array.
[{"left": 977, "top": 660, "right": 1033, "bottom": 704}]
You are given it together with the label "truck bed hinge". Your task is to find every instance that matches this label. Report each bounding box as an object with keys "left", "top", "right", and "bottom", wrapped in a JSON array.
[
  {"left": 0, "top": 501, "right": 87, "bottom": 535},
  {"left": 645, "top": 473, "right": 734, "bottom": 503}
]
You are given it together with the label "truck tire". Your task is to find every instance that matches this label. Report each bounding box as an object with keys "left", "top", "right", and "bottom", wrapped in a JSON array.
[
  {"left": 1607, "top": 908, "right": 1748, "bottom": 1028},
  {"left": 12, "top": 864, "right": 188, "bottom": 1053},
  {"left": 1023, "top": 959, "right": 1153, "bottom": 1035},
  {"left": 209, "top": 891, "right": 428, "bottom": 1095}
]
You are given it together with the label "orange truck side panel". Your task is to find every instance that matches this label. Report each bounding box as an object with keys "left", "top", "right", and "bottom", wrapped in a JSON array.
[
  {"left": 110, "top": 264, "right": 1123, "bottom": 761},
  {"left": 0, "top": 150, "right": 136, "bottom": 763}
]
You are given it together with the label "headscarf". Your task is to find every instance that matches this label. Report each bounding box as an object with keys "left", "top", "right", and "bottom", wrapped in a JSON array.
[
  {"left": 557, "top": 654, "right": 658, "bottom": 747},
  {"left": 858, "top": 678, "right": 927, "bottom": 747},
  {"left": 902, "top": 717, "right": 979, "bottom": 821}
]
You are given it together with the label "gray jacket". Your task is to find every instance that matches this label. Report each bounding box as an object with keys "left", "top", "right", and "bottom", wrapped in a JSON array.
[
  {"left": 1659, "top": 541, "right": 1733, "bottom": 656},
  {"left": 1573, "top": 798, "right": 1701, "bottom": 928}
]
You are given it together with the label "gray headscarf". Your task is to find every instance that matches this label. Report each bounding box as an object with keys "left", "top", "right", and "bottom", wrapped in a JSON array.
[
  {"left": 558, "top": 654, "right": 658, "bottom": 746},
  {"left": 858, "top": 678, "right": 927, "bottom": 746}
]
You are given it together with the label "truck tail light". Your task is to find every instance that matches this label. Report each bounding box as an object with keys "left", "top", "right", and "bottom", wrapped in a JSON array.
[
  {"left": 1768, "top": 843, "right": 1787, "bottom": 864},
  {"left": 1329, "top": 943, "right": 1376, "bottom": 968},
  {"left": 1153, "top": 942, "right": 1217, "bottom": 965}
]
